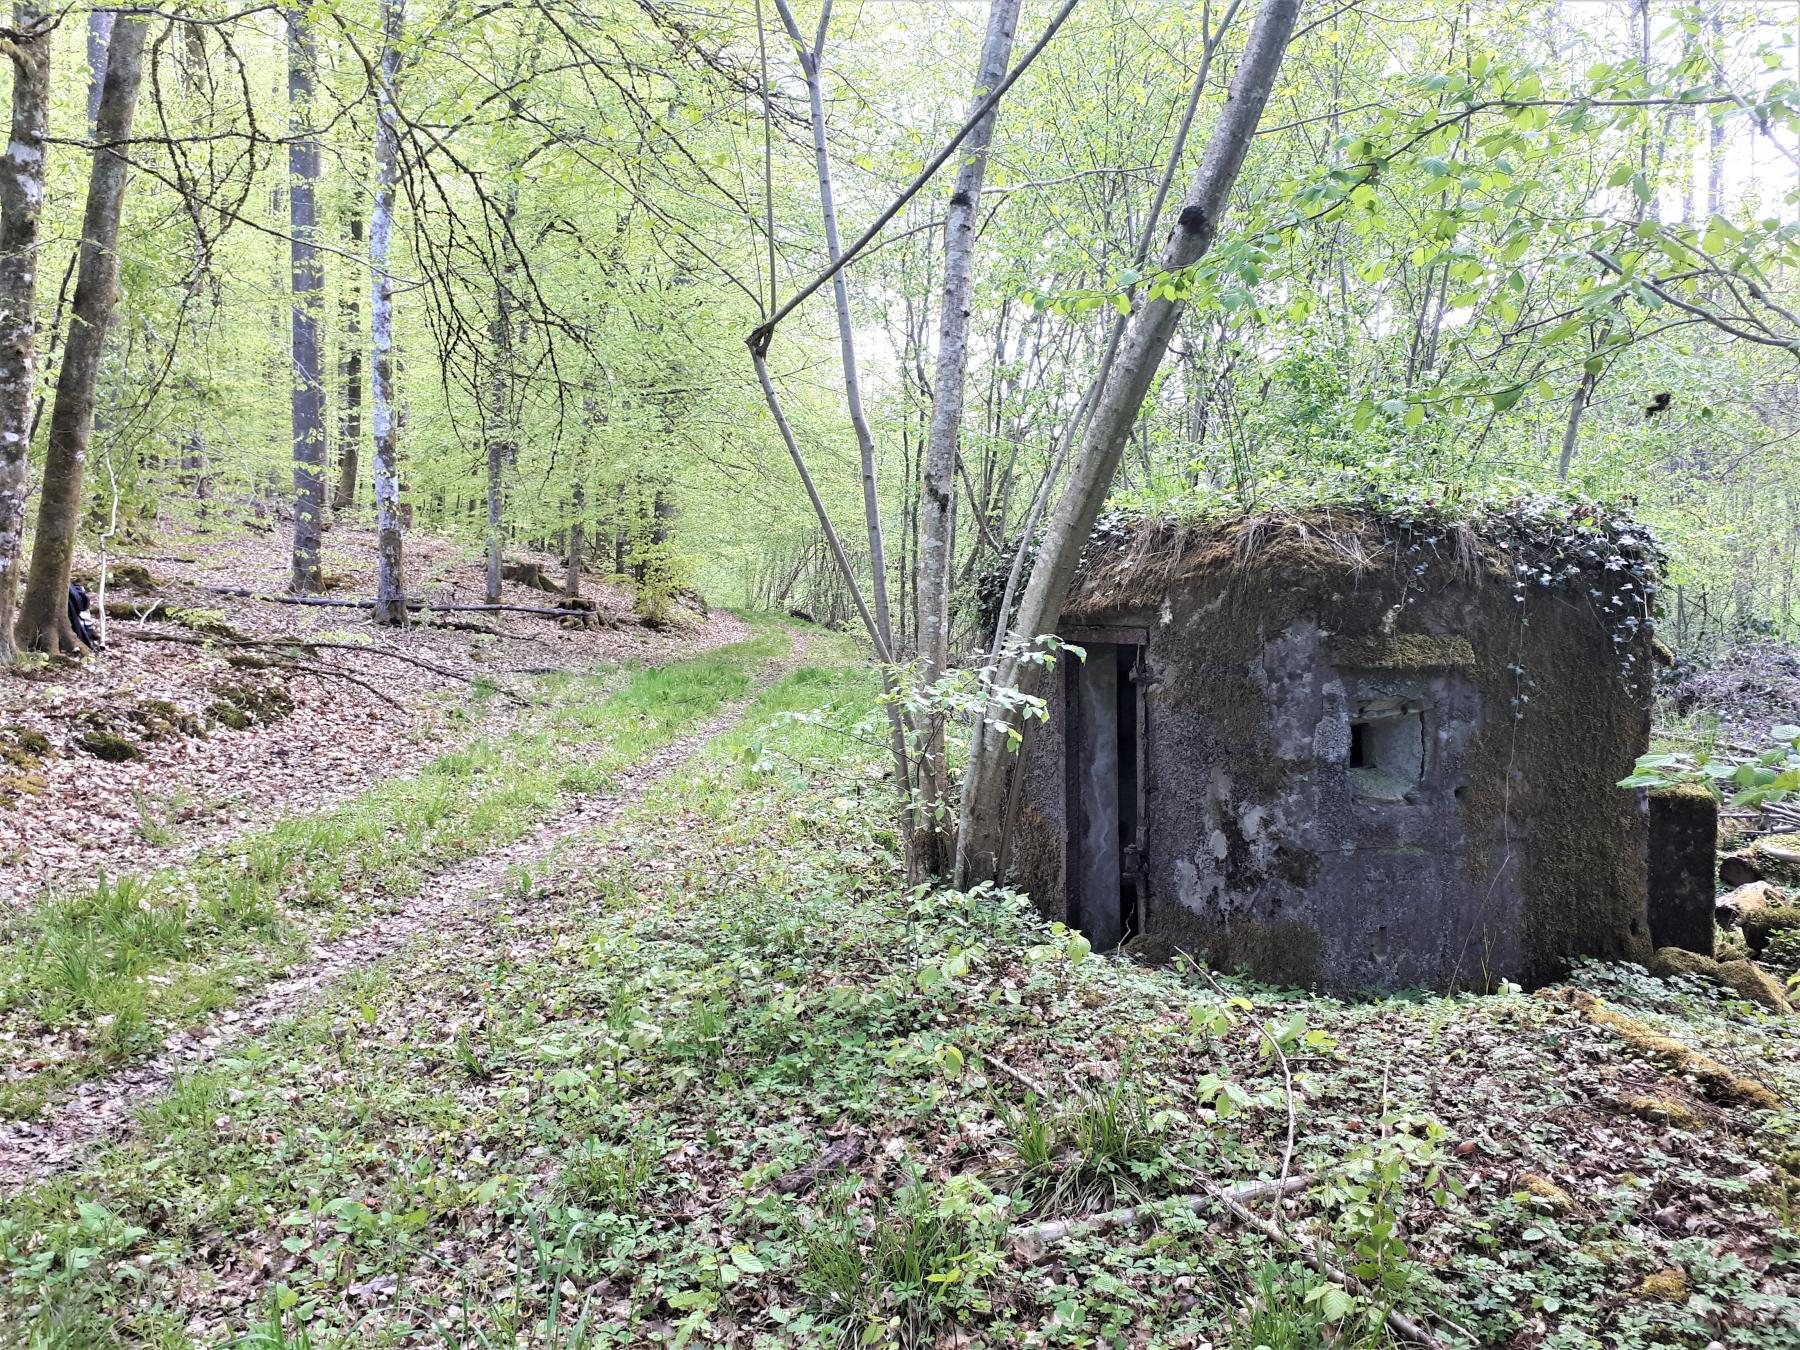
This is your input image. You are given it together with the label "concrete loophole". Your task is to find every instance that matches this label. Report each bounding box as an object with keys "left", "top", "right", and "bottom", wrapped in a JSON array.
[{"left": 1348, "top": 698, "right": 1425, "bottom": 802}]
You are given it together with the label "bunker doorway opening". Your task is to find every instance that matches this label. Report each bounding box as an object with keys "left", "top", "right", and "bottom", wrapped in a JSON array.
[{"left": 1065, "top": 638, "right": 1146, "bottom": 954}]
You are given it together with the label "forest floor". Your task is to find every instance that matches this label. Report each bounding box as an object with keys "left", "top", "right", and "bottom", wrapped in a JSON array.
[
  {"left": 0, "top": 523, "right": 743, "bottom": 904},
  {"left": 0, "top": 614, "right": 1796, "bottom": 1350}
]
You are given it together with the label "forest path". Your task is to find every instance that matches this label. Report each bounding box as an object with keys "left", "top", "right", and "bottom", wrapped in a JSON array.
[{"left": 0, "top": 629, "right": 811, "bottom": 1191}]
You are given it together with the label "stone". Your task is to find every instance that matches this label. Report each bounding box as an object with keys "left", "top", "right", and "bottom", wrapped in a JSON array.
[{"left": 1648, "top": 786, "right": 1716, "bottom": 955}]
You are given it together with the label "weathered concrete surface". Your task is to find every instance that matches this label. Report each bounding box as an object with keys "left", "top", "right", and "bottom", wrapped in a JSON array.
[
  {"left": 1648, "top": 785, "right": 1717, "bottom": 955},
  {"left": 1011, "top": 515, "right": 1656, "bottom": 994}
]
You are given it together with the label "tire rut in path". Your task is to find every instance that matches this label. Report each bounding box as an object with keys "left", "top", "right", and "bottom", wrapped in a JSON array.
[{"left": 0, "top": 631, "right": 810, "bottom": 1190}]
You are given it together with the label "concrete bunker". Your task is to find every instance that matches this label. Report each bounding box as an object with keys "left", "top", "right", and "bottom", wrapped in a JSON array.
[{"left": 1007, "top": 509, "right": 1661, "bottom": 994}]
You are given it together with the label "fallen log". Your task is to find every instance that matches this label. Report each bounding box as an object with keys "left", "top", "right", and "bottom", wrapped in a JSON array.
[{"left": 203, "top": 586, "right": 592, "bottom": 618}]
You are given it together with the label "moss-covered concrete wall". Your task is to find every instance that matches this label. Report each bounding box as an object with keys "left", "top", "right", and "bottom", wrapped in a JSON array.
[{"left": 1011, "top": 513, "right": 1655, "bottom": 993}]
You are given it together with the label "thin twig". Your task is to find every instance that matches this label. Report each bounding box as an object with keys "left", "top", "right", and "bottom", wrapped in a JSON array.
[{"left": 1011, "top": 1174, "right": 1311, "bottom": 1245}]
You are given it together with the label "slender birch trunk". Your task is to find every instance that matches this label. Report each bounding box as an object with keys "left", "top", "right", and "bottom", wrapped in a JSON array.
[
  {"left": 0, "top": 2, "right": 50, "bottom": 663},
  {"left": 16, "top": 15, "right": 147, "bottom": 655},
  {"left": 773, "top": 0, "right": 895, "bottom": 651},
  {"left": 334, "top": 213, "right": 364, "bottom": 511},
  {"left": 913, "top": 0, "right": 1023, "bottom": 874},
  {"left": 85, "top": 10, "right": 113, "bottom": 128},
  {"left": 287, "top": 5, "right": 327, "bottom": 592},
  {"left": 485, "top": 185, "right": 519, "bottom": 604},
  {"left": 956, "top": 0, "right": 1301, "bottom": 884},
  {"left": 370, "top": 0, "right": 406, "bottom": 626}
]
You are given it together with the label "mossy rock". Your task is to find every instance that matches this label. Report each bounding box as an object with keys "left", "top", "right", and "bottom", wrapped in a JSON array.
[
  {"left": 1516, "top": 1173, "right": 1574, "bottom": 1213},
  {"left": 1715, "top": 960, "right": 1793, "bottom": 1015},
  {"left": 1635, "top": 1268, "right": 1688, "bottom": 1302},
  {"left": 104, "top": 598, "right": 168, "bottom": 621},
  {"left": 1652, "top": 946, "right": 1793, "bottom": 1014},
  {"left": 1616, "top": 1094, "right": 1701, "bottom": 1131},
  {"left": 1544, "top": 986, "right": 1782, "bottom": 1110},
  {"left": 168, "top": 607, "right": 245, "bottom": 640},
  {"left": 1330, "top": 632, "right": 1479, "bottom": 671},
  {"left": 0, "top": 771, "right": 47, "bottom": 798},
  {"left": 215, "top": 679, "right": 294, "bottom": 725},
  {"left": 5, "top": 726, "right": 50, "bottom": 758},
  {"left": 207, "top": 702, "right": 252, "bottom": 731},
  {"left": 77, "top": 729, "right": 143, "bottom": 762},
  {"left": 1741, "top": 906, "right": 1800, "bottom": 953},
  {"left": 0, "top": 726, "right": 48, "bottom": 773},
  {"left": 129, "top": 698, "right": 203, "bottom": 740},
  {"left": 76, "top": 561, "right": 156, "bottom": 591}
]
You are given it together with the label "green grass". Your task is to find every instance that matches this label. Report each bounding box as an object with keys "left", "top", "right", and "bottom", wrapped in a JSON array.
[
  {"left": 0, "top": 619, "right": 789, "bottom": 1116},
  {"left": 0, "top": 630, "right": 1796, "bottom": 1348}
]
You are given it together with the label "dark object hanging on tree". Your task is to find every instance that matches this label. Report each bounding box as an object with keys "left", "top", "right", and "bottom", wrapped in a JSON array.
[
  {"left": 1643, "top": 391, "right": 1673, "bottom": 418},
  {"left": 67, "top": 583, "right": 101, "bottom": 652}
]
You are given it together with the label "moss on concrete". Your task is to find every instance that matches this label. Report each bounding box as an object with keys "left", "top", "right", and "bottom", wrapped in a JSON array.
[{"left": 1329, "top": 633, "right": 1476, "bottom": 671}]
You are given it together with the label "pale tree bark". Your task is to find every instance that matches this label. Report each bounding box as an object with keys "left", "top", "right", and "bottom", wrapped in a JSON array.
[
  {"left": 369, "top": 0, "right": 406, "bottom": 626},
  {"left": 287, "top": 5, "right": 327, "bottom": 593},
  {"left": 0, "top": 3, "right": 50, "bottom": 664},
  {"left": 956, "top": 0, "right": 1301, "bottom": 884},
  {"left": 1557, "top": 356, "right": 1603, "bottom": 481},
  {"left": 772, "top": 0, "right": 895, "bottom": 652},
  {"left": 914, "top": 0, "right": 1024, "bottom": 873},
  {"left": 485, "top": 184, "right": 520, "bottom": 604},
  {"left": 333, "top": 213, "right": 364, "bottom": 511},
  {"left": 85, "top": 9, "right": 113, "bottom": 131},
  {"left": 16, "top": 14, "right": 146, "bottom": 655},
  {"left": 565, "top": 478, "right": 584, "bottom": 599}
]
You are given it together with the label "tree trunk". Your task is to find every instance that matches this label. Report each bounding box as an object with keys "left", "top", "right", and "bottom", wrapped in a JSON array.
[
  {"left": 287, "top": 6, "right": 326, "bottom": 592},
  {"left": 0, "top": 3, "right": 50, "bottom": 664},
  {"left": 16, "top": 15, "right": 146, "bottom": 655},
  {"left": 566, "top": 479, "right": 584, "bottom": 599},
  {"left": 370, "top": 0, "right": 406, "bottom": 626},
  {"left": 956, "top": 0, "right": 1301, "bottom": 885},
  {"left": 484, "top": 188, "right": 519, "bottom": 605},
  {"left": 914, "top": 0, "right": 1023, "bottom": 874},
  {"left": 84, "top": 9, "right": 113, "bottom": 130},
  {"left": 773, "top": 0, "right": 895, "bottom": 651},
  {"left": 333, "top": 213, "right": 364, "bottom": 511}
]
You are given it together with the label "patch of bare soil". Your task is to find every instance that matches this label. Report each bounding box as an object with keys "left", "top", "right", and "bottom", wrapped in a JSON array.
[
  {"left": 0, "top": 630, "right": 806, "bottom": 1189},
  {"left": 1664, "top": 637, "right": 1800, "bottom": 740},
  {"left": 0, "top": 525, "right": 746, "bottom": 905}
]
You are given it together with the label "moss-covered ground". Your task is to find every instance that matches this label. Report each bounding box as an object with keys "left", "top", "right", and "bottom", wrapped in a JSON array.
[{"left": 1, "top": 632, "right": 1796, "bottom": 1348}]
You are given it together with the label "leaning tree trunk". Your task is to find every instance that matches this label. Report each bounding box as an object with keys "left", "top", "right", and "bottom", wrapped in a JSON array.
[
  {"left": 333, "top": 212, "right": 364, "bottom": 511},
  {"left": 913, "top": 0, "right": 1023, "bottom": 875},
  {"left": 0, "top": 3, "right": 51, "bottom": 664},
  {"left": 16, "top": 15, "right": 147, "bottom": 655},
  {"left": 956, "top": 0, "right": 1301, "bottom": 885},
  {"left": 287, "top": 5, "right": 327, "bottom": 593},
  {"left": 369, "top": 0, "right": 406, "bottom": 626}
]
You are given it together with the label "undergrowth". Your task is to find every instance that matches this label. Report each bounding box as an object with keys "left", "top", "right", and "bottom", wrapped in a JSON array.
[
  {"left": 0, "top": 627, "right": 1794, "bottom": 1348},
  {"left": 0, "top": 619, "right": 788, "bottom": 1117}
]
